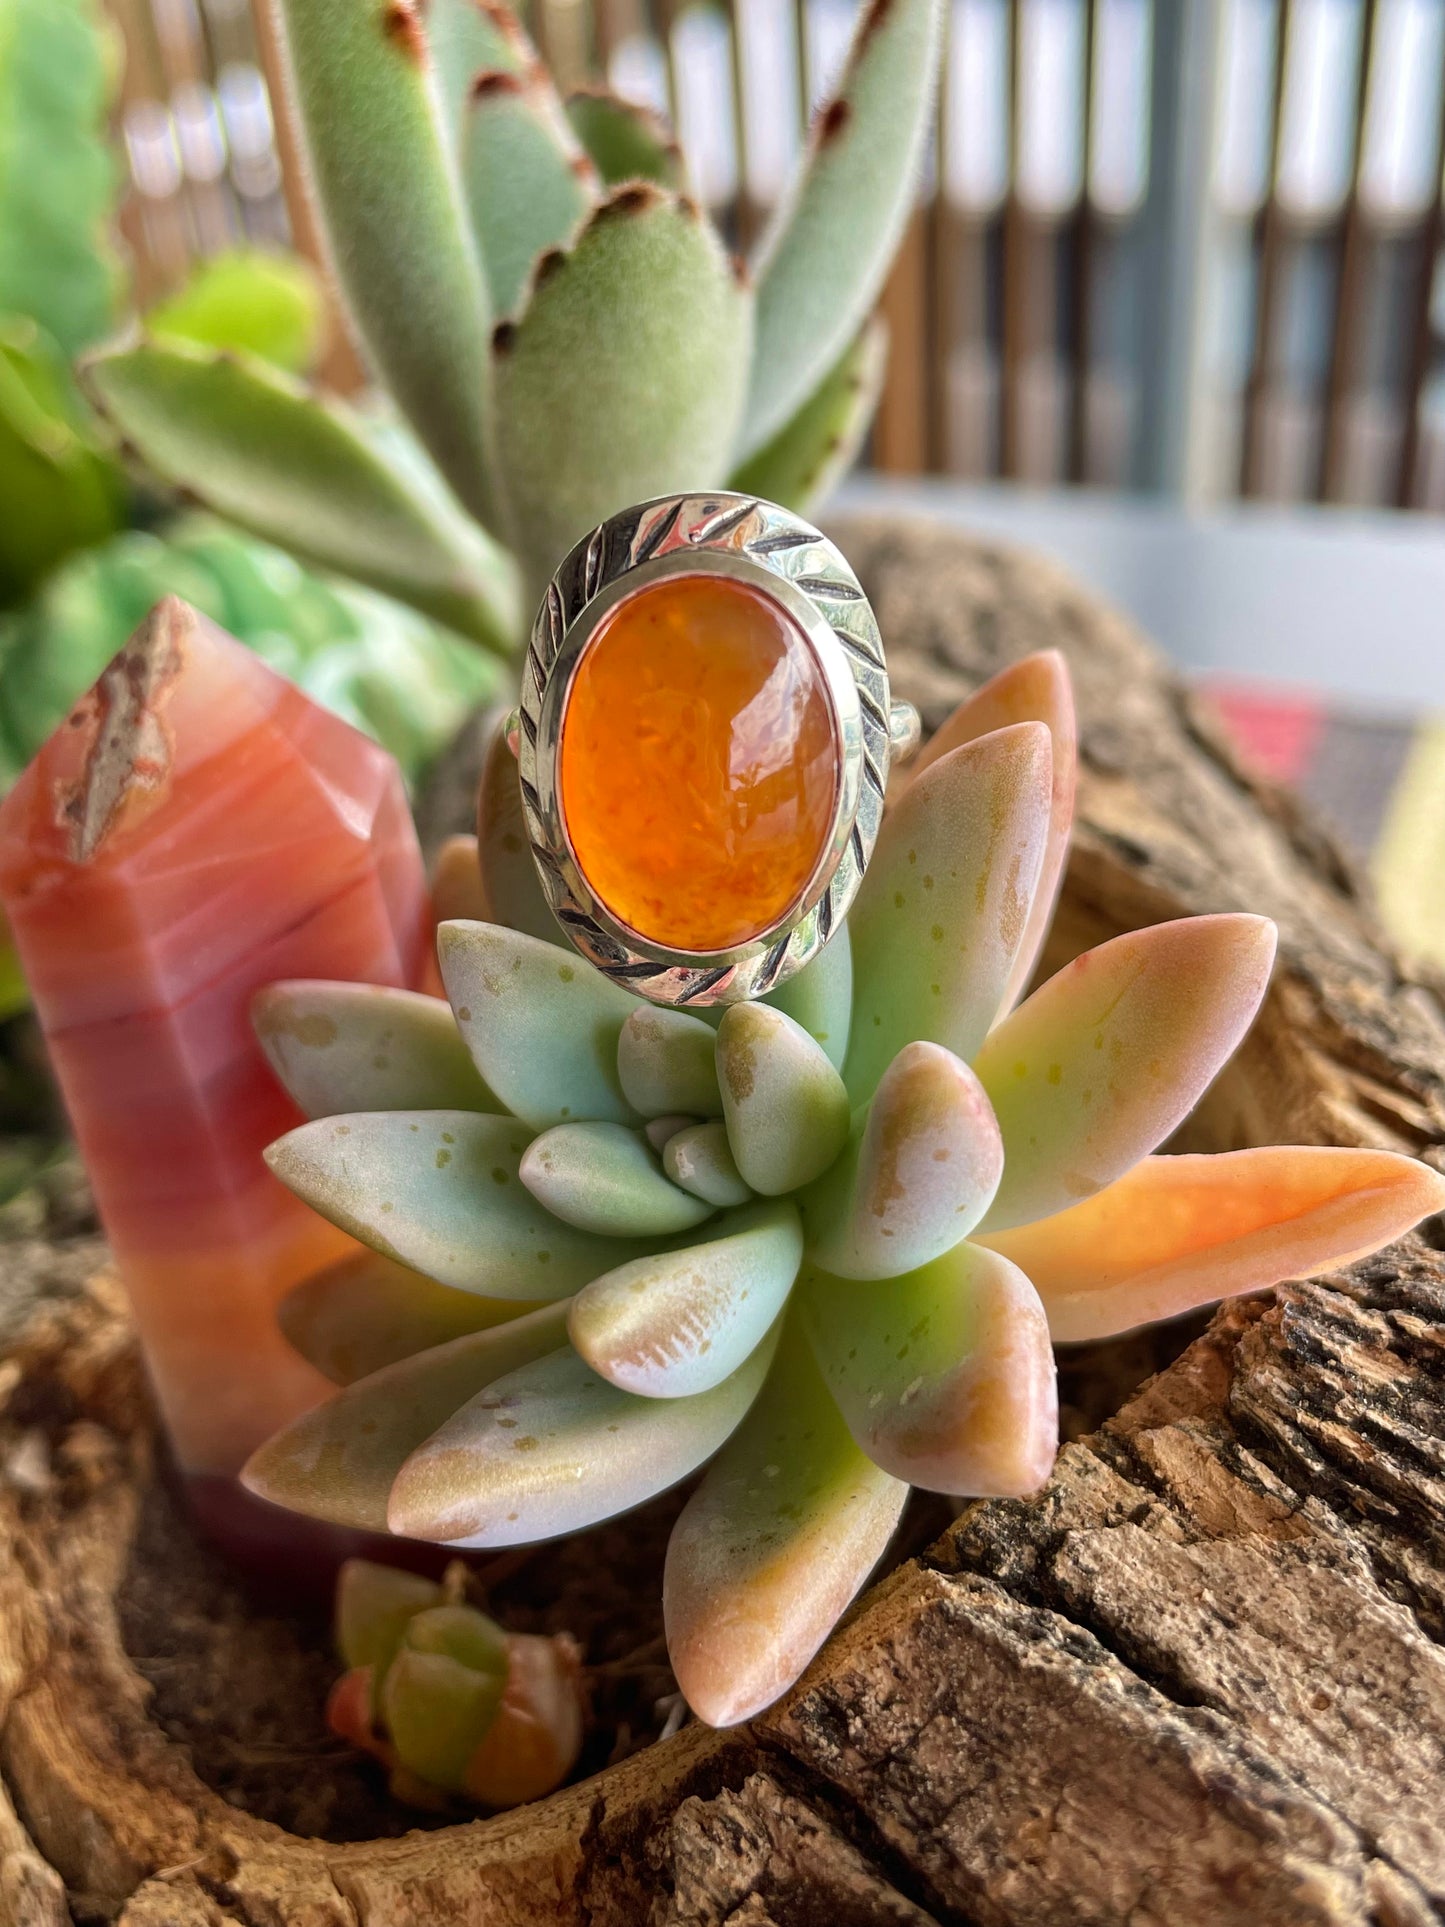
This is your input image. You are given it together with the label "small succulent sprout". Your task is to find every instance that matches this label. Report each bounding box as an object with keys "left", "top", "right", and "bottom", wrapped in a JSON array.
[
  {"left": 83, "top": 0, "right": 949, "bottom": 643},
  {"left": 250, "top": 651, "right": 1445, "bottom": 1728},
  {"left": 328, "top": 1558, "right": 584, "bottom": 1809},
  {"left": 662, "top": 1120, "right": 752, "bottom": 1208}
]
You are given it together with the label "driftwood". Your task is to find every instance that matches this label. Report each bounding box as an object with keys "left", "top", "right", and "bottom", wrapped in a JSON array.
[{"left": 2, "top": 514, "right": 1443, "bottom": 1926}]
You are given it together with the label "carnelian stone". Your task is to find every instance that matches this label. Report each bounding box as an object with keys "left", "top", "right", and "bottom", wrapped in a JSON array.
[
  {"left": 0, "top": 598, "right": 431, "bottom": 1480},
  {"left": 559, "top": 574, "right": 838, "bottom": 953}
]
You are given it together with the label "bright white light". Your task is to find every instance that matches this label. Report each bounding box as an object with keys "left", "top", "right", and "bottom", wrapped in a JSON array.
[
  {"left": 609, "top": 33, "right": 671, "bottom": 120},
  {"left": 1360, "top": 0, "right": 1445, "bottom": 221},
  {"left": 1276, "top": 0, "right": 1366, "bottom": 219},
  {"left": 1016, "top": 0, "right": 1086, "bottom": 216},
  {"left": 672, "top": 7, "right": 738, "bottom": 209},
  {"left": 736, "top": 0, "right": 802, "bottom": 202},
  {"left": 804, "top": 0, "right": 857, "bottom": 115},
  {"left": 1090, "top": 0, "right": 1152, "bottom": 216},
  {"left": 945, "top": 0, "right": 1010, "bottom": 214}
]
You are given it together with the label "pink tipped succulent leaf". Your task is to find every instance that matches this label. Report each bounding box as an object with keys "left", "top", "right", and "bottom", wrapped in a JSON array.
[
  {"left": 979, "top": 1146, "right": 1445, "bottom": 1341},
  {"left": 844, "top": 722, "right": 1053, "bottom": 1104},
  {"left": 908, "top": 650, "right": 1078, "bottom": 1014}
]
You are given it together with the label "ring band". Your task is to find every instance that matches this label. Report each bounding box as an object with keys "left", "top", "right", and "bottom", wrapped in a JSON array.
[{"left": 513, "top": 490, "right": 918, "bottom": 1009}]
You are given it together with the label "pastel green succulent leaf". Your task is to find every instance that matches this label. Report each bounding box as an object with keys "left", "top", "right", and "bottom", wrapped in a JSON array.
[
  {"left": 800, "top": 1242, "right": 1057, "bottom": 1496},
  {"left": 663, "top": 1313, "right": 907, "bottom": 1728},
  {"left": 737, "top": 0, "right": 943, "bottom": 459},
  {"left": 974, "top": 915, "right": 1279, "bottom": 1234},
  {"left": 382, "top": 1646, "right": 507, "bottom": 1793},
  {"left": 568, "top": 1200, "right": 801, "bottom": 1398},
  {"left": 646, "top": 1113, "right": 698, "bottom": 1155},
  {"left": 265, "top": 1111, "right": 642, "bottom": 1298},
  {"left": 438, "top": 920, "right": 642, "bottom": 1130},
  {"left": 253, "top": 981, "right": 496, "bottom": 1119},
  {"left": 844, "top": 723, "right": 1053, "bottom": 1105},
  {"left": 462, "top": 73, "right": 596, "bottom": 319},
  {"left": 520, "top": 1121, "right": 715, "bottom": 1237},
  {"left": 565, "top": 88, "right": 687, "bottom": 189},
  {"left": 425, "top": 0, "right": 531, "bottom": 133},
  {"left": 475, "top": 720, "right": 565, "bottom": 945},
  {"left": 145, "top": 249, "right": 327, "bottom": 374},
  {"left": 802, "top": 1041, "right": 1004, "bottom": 1280},
  {"left": 663, "top": 1120, "right": 752, "bottom": 1208},
  {"left": 617, "top": 1006, "right": 722, "bottom": 1119},
  {"left": 728, "top": 315, "right": 887, "bottom": 515},
  {"left": 387, "top": 1330, "right": 778, "bottom": 1546},
  {"left": 271, "top": 0, "right": 499, "bottom": 530},
  {"left": 716, "top": 1004, "right": 850, "bottom": 1196},
  {"left": 83, "top": 343, "right": 519, "bottom": 652},
  {"left": 492, "top": 186, "right": 753, "bottom": 597},
  {"left": 0, "top": 0, "right": 121, "bottom": 359},
  {"left": 759, "top": 925, "right": 852, "bottom": 1072},
  {"left": 240, "top": 1301, "right": 571, "bottom": 1530},
  {"left": 335, "top": 1557, "right": 441, "bottom": 1676},
  {"left": 976, "top": 1146, "right": 1445, "bottom": 1343},
  {"left": 280, "top": 1249, "right": 525, "bottom": 1386}
]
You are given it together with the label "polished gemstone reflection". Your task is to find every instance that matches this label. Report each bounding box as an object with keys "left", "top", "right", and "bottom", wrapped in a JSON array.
[{"left": 558, "top": 574, "right": 839, "bottom": 953}]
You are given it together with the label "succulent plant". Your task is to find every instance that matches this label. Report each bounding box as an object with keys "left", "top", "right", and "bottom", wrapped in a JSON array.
[
  {"left": 82, "top": 0, "right": 944, "bottom": 646},
  {"left": 0, "top": 516, "right": 498, "bottom": 786},
  {"left": 243, "top": 652, "right": 1445, "bottom": 1729},
  {"left": 328, "top": 1557, "right": 583, "bottom": 1807}
]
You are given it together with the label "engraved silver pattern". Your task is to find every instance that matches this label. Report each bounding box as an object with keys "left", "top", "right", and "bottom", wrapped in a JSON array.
[{"left": 518, "top": 491, "right": 896, "bottom": 1008}]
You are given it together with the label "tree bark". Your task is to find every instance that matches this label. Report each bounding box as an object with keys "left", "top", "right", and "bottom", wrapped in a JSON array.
[{"left": 2, "top": 516, "right": 1443, "bottom": 1927}]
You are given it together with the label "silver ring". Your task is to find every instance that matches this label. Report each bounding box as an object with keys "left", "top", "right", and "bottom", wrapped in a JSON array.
[{"left": 514, "top": 490, "right": 918, "bottom": 1009}]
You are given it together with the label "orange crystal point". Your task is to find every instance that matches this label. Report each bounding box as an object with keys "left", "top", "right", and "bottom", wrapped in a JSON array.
[
  {"left": 558, "top": 574, "right": 839, "bottom": 954},
  {"left": 0, "top": 600, "right": 432, "bottom": 1478}
]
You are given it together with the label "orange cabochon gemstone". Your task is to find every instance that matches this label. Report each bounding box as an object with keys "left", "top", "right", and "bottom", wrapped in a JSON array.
[
  {"left": 558, "top": 574, "right": 839, "bottom": 954},
  {"left": 0, "top": 600, "right": 432, "bottom": 1478}
]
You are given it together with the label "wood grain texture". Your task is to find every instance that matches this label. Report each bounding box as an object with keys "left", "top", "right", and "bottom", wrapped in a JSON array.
[{"left": 4, "top": 515, "right": 1444, "bottom": 1925}]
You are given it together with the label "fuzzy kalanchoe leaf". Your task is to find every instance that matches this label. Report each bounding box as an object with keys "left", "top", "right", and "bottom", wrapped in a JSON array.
[
  {"left": 738, "top": 0, "right": 945, "bottom": 458},
  {"left": 269, "top": 0, "right": 499, "bottom": 531},
  {"left": 491, "top": 185, "right": 753, "bottom": 597},
  {"left": 462, "top": 70, "right": 595, "bottom": 319},
  {"left": 84, "top": 344, "right": 519, "bottom": 652},
  {"left": 729, "top": 318, "right": 888, "bottom": 516},
  {"left": 253, "top": 652, "right": 1445, "bottom": 1731},
  {"left": 565, "top": 89, "right": 688, "bottom": 190}
]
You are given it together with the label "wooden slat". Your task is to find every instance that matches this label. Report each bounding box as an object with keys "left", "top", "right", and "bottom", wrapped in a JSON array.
[
  {"left": 1320, "top": 0, "right": 1379, "bottom": 501},
  {"left": 1397, "top": 40, "right": 1445, "bottom": 507},
  {"left": 1069, "top": 0, "right": 1099, "bottom": 484},
  {"left": 1240, "top": 0, "right": 1294, "bottom": 497}
]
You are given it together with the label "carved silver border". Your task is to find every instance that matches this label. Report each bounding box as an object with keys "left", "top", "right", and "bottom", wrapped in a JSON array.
[{"left": 517, "top": 492, "right": 894, "bottom": 1008}]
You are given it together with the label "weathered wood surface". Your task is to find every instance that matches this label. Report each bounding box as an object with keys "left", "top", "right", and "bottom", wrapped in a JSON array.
[{"left": 2, "top": 516, "right": 1443, "bottom": 1926}]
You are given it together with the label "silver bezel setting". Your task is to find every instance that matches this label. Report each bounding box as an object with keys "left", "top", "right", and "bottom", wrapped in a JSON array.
[{"left": 517, "top": 492, "right": 893, "bottom": 1007}]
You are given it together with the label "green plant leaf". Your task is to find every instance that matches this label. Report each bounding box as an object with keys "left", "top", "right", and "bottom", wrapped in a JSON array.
[
  {"left": 716, "top": 1003, "right": 850, "bottom": 1196},
  {"left": 566, "top": 88, "right": 686, "bottom": 188},
  {"left": 802, "top": 1042, "right": 1003, "bottom": 1280},
  {"left": 663, "top": 1314, "right": 906, "bottom": 1728},
  {"left": 492, "top": 185, "right": 752, "bottom": 596},
  {"left": 800, "top": 1242, "right": 1057, "bottom": 1495},
  {"left": 463, "top": 72, "right": 595, "bottom": 319},
  {"left": 569, "top": 1200, "right": 801, "bottom": 1399},
  {"left": 438, "top": 920, "right": 642, "bottom": 1130},
  {"left": 729, "top": 316, "right": 886, "bottom": 514},
  {"left": 383, "top": 1644, "right": 506, "bottom": 1793},
  {"left": 241, "top": 1301, "right": 571, "bottom": 1530},
  {"left": 280, "top": 1249, "right": 524, "bottom": 1385},
  {"left": 266, "top": 1110, "right": 644, "bottom": 1298},
  {"left": 662, "top": 1120, "right": 752, "bottom": 1208},
  {"left": 388, "top": 1331, "right": 778, "bottom": 1545},
  {"left": 617, "top": 1006, "right": 722, "bottom": 1119},
  {"left": 762, "top": 925, "right": 852, "bottom": 1072},
  {"left": 974, "top": 916, "right": 1278, "bottom": 1234},
  {"left": 145, "top": 250, "right": 327, "bottom": 374},
  {"left": 844, "top": 723, "right": 1052, "bottom": 1105},
  {"left": 336, "top": 1556, "right": 441, "bottom": 1683},
  {"left": 84, "top": 343, "right": 519, "bottom": 651},
  {"left": 737, "top": 0, "right": 943, "bottom": 458},
  {"left": 254, "top": 981, "right": 496, "bottom": 1118},
  {"left": 520, "top": 1120, "right": 714, "bottom": 1236},
  {"left": 0, "top": 0, "right": 121, "bottom": 357},
  {"left": 425, "top": 0, "right": 531, "bottom": 135},
  {"left": 271, "top": 0, "right": 498, "bottom": 528}
]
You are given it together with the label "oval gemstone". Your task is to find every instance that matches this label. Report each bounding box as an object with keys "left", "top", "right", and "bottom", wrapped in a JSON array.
[{"left": 558, "top": 574, "right": 839, "bottom": 954}]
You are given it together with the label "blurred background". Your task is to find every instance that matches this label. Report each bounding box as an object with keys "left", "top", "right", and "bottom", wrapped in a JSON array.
[{"left": 98, "top": 0, "right": 1445, "bottom": 958}]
